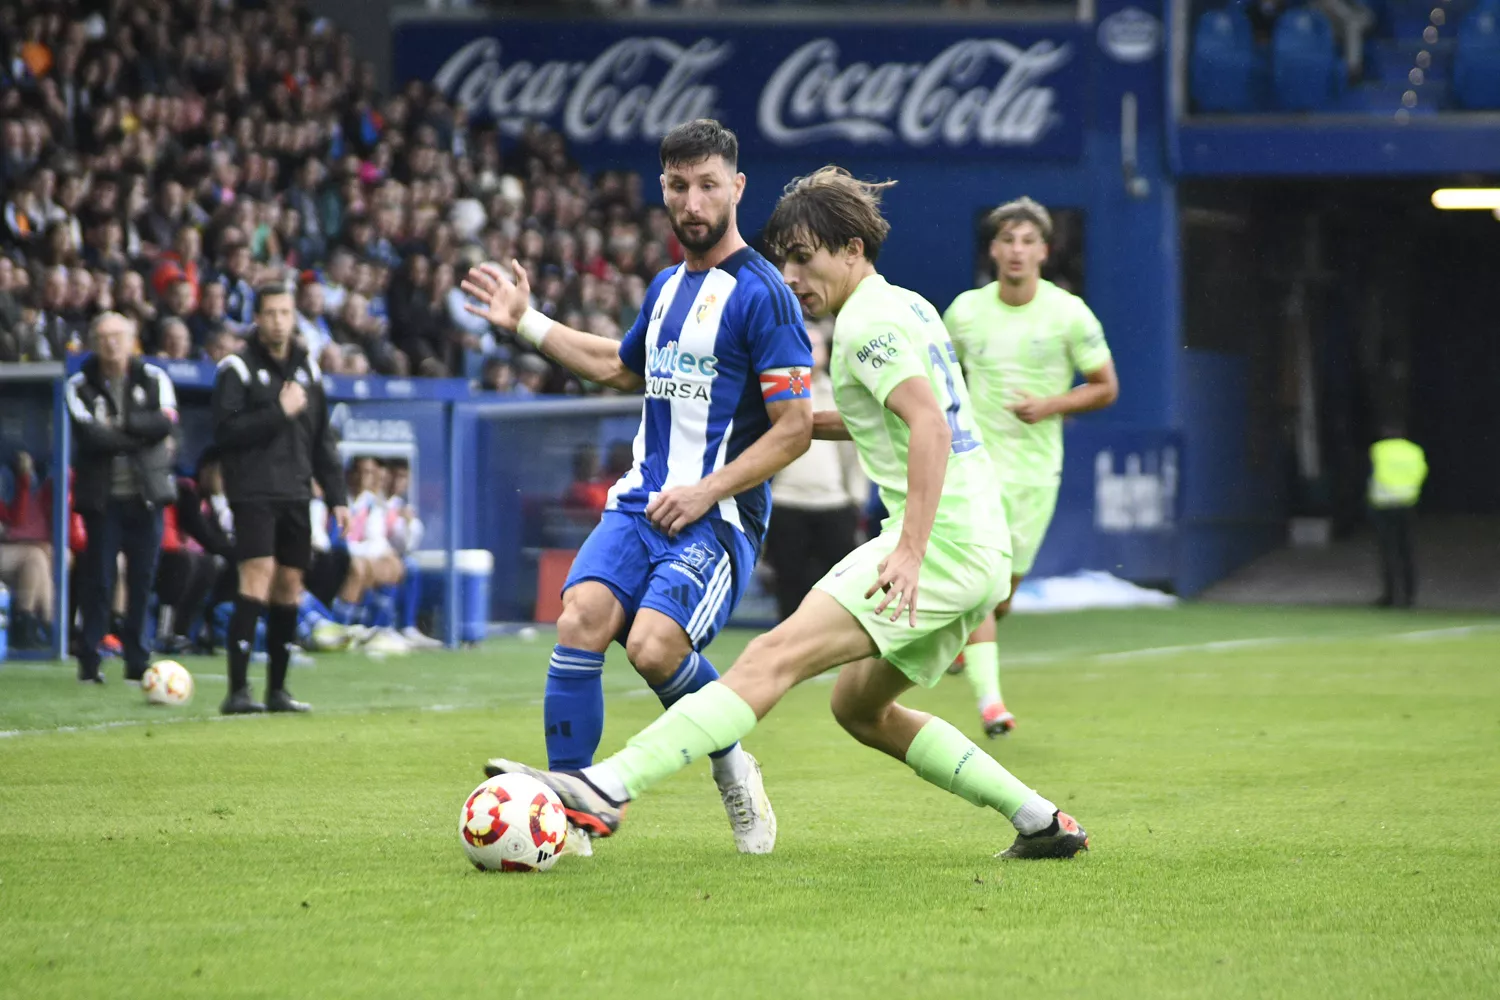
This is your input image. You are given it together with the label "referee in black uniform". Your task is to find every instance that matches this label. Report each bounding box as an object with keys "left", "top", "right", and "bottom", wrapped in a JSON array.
[{"left": 211, "top": 283, "right": 348, "bottom": 714}]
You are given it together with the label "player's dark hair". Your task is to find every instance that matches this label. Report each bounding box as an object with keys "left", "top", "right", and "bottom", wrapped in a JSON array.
[
  {"left": 659, "top": 119, "right": 738, "bottom": 171},
  {"left": 762, "top": 166, "right": 895, "bottom": 264},
  {"left": 986, "top": 197, "right": 1053, "bottom": 243},
  {"left": 254, "top": 282, "right": 293, "bottom": 311}
]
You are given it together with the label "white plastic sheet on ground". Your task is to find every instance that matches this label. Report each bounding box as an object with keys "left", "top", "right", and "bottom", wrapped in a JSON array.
[{"left": 1010, "top": 571, "right": 1178, "bottom": 613}]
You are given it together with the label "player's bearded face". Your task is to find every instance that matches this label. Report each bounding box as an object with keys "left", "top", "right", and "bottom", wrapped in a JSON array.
[{"left": 663, "top": 158, "right": 737, "bottom": 254}]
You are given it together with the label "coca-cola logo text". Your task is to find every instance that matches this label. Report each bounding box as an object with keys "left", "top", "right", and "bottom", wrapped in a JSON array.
[
  {"left": 758, "top": 38, "right": 1071, "bottom": 148},
  {"left": 432, "top": 37, "right": 727, "bottom": 142},
  {"left": 426, "top": 31, "right": 1073, "bottom": 150}
]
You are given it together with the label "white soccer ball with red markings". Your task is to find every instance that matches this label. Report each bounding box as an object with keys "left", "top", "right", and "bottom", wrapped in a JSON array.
[
  {"left": 459, "top": 774, "right": 569, "bottom": 872},
  {"left": 141, "top": 660, "right": 194, "bottom": 706}
]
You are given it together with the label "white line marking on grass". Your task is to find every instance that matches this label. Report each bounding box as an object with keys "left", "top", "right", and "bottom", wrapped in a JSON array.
[
  {"left": 4, "top": 624, "right": 1494, "bottom": 739},
  {"left": 1392, "top": 624, "right": 1500, "bottom": 642}
]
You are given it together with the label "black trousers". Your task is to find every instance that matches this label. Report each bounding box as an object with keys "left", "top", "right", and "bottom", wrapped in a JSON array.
[
  {"left": 78, "top": 499, "right": 164, "bottom": 675},
  {"left": 765, "top": 505, "right": 859, "bottom": 622},
  {"left": 155, "top": 549, "right": 221, "bottom": 639},
  {"left": 1372, "top": 506, "right": 1417, "bottom": 607}
]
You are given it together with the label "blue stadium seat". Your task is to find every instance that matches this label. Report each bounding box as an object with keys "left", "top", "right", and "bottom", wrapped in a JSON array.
[
  {"left": 1272, "top": 8, "right": 1345, "bottom": 110},
  {"left": 1455, "top": 9, "right": 1500, "bottom": 107},
  {"left": 1192, "top": 7, "right": 1265, "bottom": 112}
]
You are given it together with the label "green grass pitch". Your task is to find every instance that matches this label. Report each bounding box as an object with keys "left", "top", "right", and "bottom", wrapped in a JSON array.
[{"left": 2, "top": 605, "right": 1498, "bottom": 999}]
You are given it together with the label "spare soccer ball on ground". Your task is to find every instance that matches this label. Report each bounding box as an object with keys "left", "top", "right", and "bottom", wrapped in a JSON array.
[
  {"left": 141, "top": 660, "right": 194, "bottom": 706},
  {"left": 459, "top": 773, "right": 569, "bottom": 872}
]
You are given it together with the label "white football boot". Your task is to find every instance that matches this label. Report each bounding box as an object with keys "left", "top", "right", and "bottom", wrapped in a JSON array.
[
  {"left": 399, "top": 626, "right": 444, "bottom": 650},
  {"left": 559, "top": 821, "right": 594, "bottom": 858},
  {"left": 718, "top": 752, "right": 777, "bottom": 854}
]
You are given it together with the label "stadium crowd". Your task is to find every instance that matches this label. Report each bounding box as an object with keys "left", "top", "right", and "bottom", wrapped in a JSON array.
[{"left": 0, "top": 0, "right": 683, "bottom": 393}]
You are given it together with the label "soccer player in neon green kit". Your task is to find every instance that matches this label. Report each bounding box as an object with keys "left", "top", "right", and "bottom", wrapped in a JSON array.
[
  {"left": 943, "top": 198, "right": 1119, "bottom": 737},
  {"left": 482, "top": 169, "right": 1089, "bottom": 860}
]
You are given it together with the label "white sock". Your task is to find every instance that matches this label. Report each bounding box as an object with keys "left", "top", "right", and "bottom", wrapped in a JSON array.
[
  {"left": 1010, "top": 793, "right": 1058, "bottom": 835},
  {"left": 580, "top": 763, "right": 629, "bottom": 803},
  {"left": 709, "top": 743, "right": 750, "bottom": 788}
]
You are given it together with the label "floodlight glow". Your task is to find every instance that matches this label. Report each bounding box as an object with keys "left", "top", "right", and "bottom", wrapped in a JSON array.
[{"left": 1430, "top": 189, "right": 1500, "bottom": 210}]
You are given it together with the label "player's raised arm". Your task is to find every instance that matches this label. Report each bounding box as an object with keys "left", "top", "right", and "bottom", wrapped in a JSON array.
[{"left": 462, "top": 260, "right": 644, "bottom": 392}]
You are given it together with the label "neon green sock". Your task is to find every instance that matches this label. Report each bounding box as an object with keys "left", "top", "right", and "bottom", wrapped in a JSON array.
[
  {"left": 606, "top": 682, "right": 757, "bottom": 799},
  {"left": 905, "top": 717, "right": 1036, "bottom": 819},
  {"left": 962, "top": 641, "right": 1003, "bottom": 710}
]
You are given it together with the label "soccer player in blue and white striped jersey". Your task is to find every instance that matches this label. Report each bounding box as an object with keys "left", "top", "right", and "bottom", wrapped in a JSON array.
[{"left": 462, "top": 119, "right": 813, "bottom": 855}]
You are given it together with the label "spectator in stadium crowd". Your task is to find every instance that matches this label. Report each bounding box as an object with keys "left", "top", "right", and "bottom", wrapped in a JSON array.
[
  {"left": 0, "top": 0, "right": 696, "bottom": 389},
  {"left": 763, "top": 322, "right": 867, "bottom": 621},
  {"left": 514, "top": 353, "right": 551, "bottom": 396},
  {"left": 153, "top": 316, "right": 194, "bottom": 361},
  {"left": 189, "top": 279, "right": 236, "bottom": 345},
  {"left": 204, "top": 327, "right": 242, "bottom": 365},
  {"left": 476, "top": 351, "right": 517, "bottom": 394},
  {"left": 64, "top": 312, "right": 178, "bottom": 684}
]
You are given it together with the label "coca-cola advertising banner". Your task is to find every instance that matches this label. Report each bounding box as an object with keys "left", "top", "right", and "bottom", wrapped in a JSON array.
[{"left": 393, "top": 20, "right": 1086, "bottom": 159}]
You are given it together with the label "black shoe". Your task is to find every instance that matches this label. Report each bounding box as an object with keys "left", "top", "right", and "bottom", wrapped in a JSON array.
[
  {"left": 220, "top": 686, "right": 267, "bottom": 715},
  {"left": 157, "top": 634, "right": 193, "bottom": 655},
  {"left": 77, "top": 665, "right": 105, "bottom": 685},
  {"left": 124, "top": 665, "right": 147, "bottom": 685},
  {"left": 998, "top": 811, "right": 1090, "bottom": 859},
  {"left": 265, "top": 689, "right": 311, "bottom": 713}
]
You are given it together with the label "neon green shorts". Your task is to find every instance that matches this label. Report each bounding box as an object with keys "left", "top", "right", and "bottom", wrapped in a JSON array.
[
  {"left": 813, "top": 530, "right": 1012, "bottom": 688},
  {"left": 1001, "top": 482, "right": 1060, "bottom": 577}
]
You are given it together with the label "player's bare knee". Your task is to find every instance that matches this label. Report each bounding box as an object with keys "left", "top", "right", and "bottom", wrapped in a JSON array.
[
  {"left": 239, "top": 558, "right": 274, "bottom": 601},
  {"left": 624, "top": 624, "right": 689, "bottom": 685},
  {"left": 556, "top": 588, "right": 617, "bottom": 651},
  {"left": 837, "top": 699, "right": 895, "bottom": 750}
]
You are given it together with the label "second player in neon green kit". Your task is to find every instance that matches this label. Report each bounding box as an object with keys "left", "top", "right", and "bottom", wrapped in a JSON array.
[
  {"left": 482, "top": 169, "right": 1090, "bottom": 861},
  {"left": 943, "top": 198, "right": 1120, "bottom": 737}
]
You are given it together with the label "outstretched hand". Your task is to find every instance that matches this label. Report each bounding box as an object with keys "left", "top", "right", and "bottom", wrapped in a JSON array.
[{"left": 461, "top": 260, "right": 532, "bottom": 331}]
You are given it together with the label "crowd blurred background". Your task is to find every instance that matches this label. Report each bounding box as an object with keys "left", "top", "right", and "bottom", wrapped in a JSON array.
[{"left": 0, "top": 0, "right": 694, "bottom": 394}]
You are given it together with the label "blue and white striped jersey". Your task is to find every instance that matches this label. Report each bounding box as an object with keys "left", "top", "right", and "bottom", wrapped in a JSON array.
[{"left": 608, "top": 246, "right": 813, "bottom": 544}]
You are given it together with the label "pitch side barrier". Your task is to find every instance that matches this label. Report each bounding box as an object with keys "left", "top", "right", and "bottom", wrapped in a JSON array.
[{"left": 2, "top": 362, "right": 1186, "bottom": 660}]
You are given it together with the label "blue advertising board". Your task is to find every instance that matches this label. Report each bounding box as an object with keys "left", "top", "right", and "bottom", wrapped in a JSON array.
[{"left": 394, "top": 19, "right": 1088, "bottom": 161}]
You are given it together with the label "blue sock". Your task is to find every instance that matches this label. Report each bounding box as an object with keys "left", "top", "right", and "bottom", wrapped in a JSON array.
[
  {"left": 295, "top": 592, "right": 333, "bottom": 644},
  {"left": 543, "top": 645, "right": 606, "bottom": 770},
  {"left": 653, "top": 652, "right": 738, "bottom": 759},
  {"left": 332, "top": 597, "right": 361, "bottom": 626},
  {"left": 367, "top": 585, "right": 398, "bottom": 628},
  {"left": 400, "top": 559, "right": 420, "bottom": 630}
]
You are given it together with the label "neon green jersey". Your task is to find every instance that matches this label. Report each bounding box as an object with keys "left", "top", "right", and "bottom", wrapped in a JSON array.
[
  {"left": 943, "top": 279, "right": 1112, "bottom": 486},
  {"left": 830, "top": 274, "right": 1006, "bottom": 547}
]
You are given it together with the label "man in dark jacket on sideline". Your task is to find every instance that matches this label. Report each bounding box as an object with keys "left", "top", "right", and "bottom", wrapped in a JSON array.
[
  {"left": 64, "top": 311, "right": 179, "bottom": 684},
  {"left": 212, "top": 283, "right": 348, "bottom": 715}
]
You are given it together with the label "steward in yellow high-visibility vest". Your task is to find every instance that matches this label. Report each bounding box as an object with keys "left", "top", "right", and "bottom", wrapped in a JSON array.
[{"left": 1368, "top": 436, "right": 1426, "bottom": 608}]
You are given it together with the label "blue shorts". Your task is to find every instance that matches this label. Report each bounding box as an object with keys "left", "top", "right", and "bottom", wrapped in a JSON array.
[{"left": 563, "top": 510, "right": 756, "bottom": 650}]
